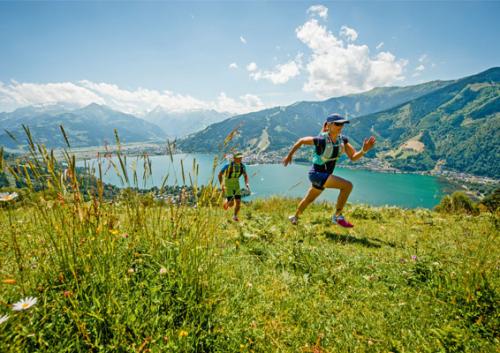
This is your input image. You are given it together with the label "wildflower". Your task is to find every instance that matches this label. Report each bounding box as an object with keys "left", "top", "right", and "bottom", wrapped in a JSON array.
[
  {"left": 0, "top": 315, "right": 9, "bottom": 325},
  {"left": 63, "top": 290, "right": 73, "bottom": 298},
  {"left": 12, "top": 297, "right": 37, "bottom": 311},
  {"left": 2, "top": 279, "right": 16, "bottom": 285},
  {"left": 109, "top": 229, "right": 119, "bottom": 235},
  {"left": 159, "top": 267, "right": 167, "bottom": 275},
  {"left": 121, "top": 233, "right": 129, "bottom": 239},
  {"left": 0, "top": 192, "right": 18, "bottom": 202},
  {"left": 178, "top": 330, "right": 188, "bottom": 337},
  {"left": 411, "top": 255, "right": 418, "bottom": 261},
  {"left": 128, "top": 268, "right": 135, "bottom": 274}
]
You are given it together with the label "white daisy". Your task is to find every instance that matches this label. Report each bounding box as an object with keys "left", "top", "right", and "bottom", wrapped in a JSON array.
[
  {"left": 0, "top": 315, "right": 9, "bottom": 324},
  {"left": 0, "top": 192, "right": 18, "bottom": 202},
  {"left": 12, "top": 297, "right": 38, "bottom": 311}
]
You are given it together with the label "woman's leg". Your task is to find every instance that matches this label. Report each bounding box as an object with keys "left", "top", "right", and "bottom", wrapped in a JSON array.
[
  {"left": 294, "top": 186, "right": 323, "bottom": 218},
  {"left": 323, "top": 175, "right": 353, "bottom": 215}
]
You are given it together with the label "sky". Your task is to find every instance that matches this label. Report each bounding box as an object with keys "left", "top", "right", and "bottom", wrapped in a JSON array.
[{"left": 0, "top": 1, "right": 499, "bottom": 115}]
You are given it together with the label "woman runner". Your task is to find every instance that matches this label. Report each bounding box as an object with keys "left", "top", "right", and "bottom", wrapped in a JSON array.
[{"left": 282, "top": 113, "right": 376, "bottom": 227}]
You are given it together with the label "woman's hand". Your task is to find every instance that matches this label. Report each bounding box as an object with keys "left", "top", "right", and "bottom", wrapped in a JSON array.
[
  {"left": 362, "top": 136, "right": 376, "bottom": 152},
  {"left": 282, "top": 155, "right": 292, "bottom": 167}
]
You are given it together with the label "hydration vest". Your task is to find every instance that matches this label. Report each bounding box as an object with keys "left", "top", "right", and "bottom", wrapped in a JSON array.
[
  {"left": 312, "top": 132, "right": 342, "bottom": 166},
  {"left": 225, "top": 162, "right": 244, "bottom": 179}
]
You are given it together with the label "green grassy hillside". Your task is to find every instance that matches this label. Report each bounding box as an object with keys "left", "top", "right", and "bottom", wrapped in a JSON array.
[
  {"left": 349, "top": 67, "right": 500, "bottom": 177},
  {"left": 1, "top": 192, "right": 498, "bottom": 352}
]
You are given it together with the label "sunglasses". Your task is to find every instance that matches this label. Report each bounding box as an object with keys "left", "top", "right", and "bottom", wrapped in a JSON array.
[{"left": 333, "top": 122, "right": 345, "bottom": 126}]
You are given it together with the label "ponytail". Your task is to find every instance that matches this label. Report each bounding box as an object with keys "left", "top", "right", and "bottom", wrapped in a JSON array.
[{"left": 322, "top": 122, "right": 329, "bottom": 132}]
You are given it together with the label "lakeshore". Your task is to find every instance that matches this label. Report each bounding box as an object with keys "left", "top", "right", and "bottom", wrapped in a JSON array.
[{"left": 7, "top": 141, "right": 498, "bottom": 201}]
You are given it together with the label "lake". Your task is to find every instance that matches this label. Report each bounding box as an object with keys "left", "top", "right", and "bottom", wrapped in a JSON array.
[{"left": 78, "top": 153, "right": 447, "bottom": 209}]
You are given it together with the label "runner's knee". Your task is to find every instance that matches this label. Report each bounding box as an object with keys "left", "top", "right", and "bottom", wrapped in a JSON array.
[{"left": 343, "top": 181, "right": 353, "bottom": 192}]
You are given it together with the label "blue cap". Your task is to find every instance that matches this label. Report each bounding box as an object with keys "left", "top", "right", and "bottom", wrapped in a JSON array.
[{"left": 326, "top": 113, "right": 349, "bottom": 124}]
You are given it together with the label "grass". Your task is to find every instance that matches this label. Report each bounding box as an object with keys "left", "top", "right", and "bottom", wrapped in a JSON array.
[
  {"left": 0, "top": 128, "right": 498, "bottom": 352},
  {"left": 0, "top": 194, "right": 498, "bottom": 352}
]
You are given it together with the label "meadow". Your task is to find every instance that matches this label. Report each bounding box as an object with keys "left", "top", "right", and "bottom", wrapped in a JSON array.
[{"left": 0, "top": 130, "right": 498, "bottom": 352}]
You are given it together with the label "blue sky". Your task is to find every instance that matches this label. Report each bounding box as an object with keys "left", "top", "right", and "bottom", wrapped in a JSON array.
[{"left": 0, "top": 1, "right": 498, "bottom": 114}]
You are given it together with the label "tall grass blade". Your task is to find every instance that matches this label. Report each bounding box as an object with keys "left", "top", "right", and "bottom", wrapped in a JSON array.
[
  {"left": 22, "top": 164, "right": 33, "bottom": 190},
  {"left": 114, "top": 129, "right": 129, "bottom": 186},
  {"left": 59, "top": 125, "right": 71, "bottom": 149},
  {"left": 4, "top": 129, "right": 18, "bottom": 143},
  {"left": 180, "top": 159, "right": 186, "bottom": 186}
]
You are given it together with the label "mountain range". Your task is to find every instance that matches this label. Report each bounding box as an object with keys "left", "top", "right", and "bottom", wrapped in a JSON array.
[
  {"left": 344, "top": 67, "right": 499, "bottom": 177},
  {"left": 0, "top": 103, "right": 166, "bottom": 149},
  {"left": 177, "top": 80, "right": 452, "bottom": 153},
  {"left": 179, "top": 68, "right": 499, "bottom": 178},
  {"left": 0, "top": 104, "right": 232, "bottom": 150},
  {"left": 143, "top": 107, "right": 230, "bottom": 138}
]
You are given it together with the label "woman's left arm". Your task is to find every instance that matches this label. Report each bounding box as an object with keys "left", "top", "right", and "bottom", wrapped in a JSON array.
[{"left": 345, "top": 136, "right": 376, "bottom": 161}]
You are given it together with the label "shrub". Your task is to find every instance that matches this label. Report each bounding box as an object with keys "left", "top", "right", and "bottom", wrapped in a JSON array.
[
  {"left": 350, "top": 206, "right": 383, "bottom": 220},
  {"left": 435, "top": 192, "right": 479, "bottom": 215},
  {"left": 479, "top": 188, "right": 500, "bottom": 212}
]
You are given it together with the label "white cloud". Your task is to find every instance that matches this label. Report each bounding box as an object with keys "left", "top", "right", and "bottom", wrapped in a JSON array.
[
  {"left": 412, "top": 64, "right": 425, "bottom": 77},
  {"left": 0, "top": 80, "right": 266, "bottom": 115},
  {"left": 229, "top": 62, "right": 238, "bottom": 69},
  {"left": 296, "top": 19, "right": 407, "bottom": 98},
  {"left": 249, "top": 57, "right": 302, "bottom": 85},
  {"left": 296, "top": 19, "right": 343, "bottom": 54},
  {"left": 0, "top": 81, "right": 105, "bottom": 112},
  {"left": 240, "top": 36, "right": 247, "bottom": 44},
  {"left": 340, "top": 26, "right": 358, "bottom": 42},
  {"left": 307, "top": 5, "right": 328, "bottom": 19},
  {"left": 417, "top": 53, "right": 436, "bottom": 71},
  {"left": 418, "top": 54, "right": 428, "bottom": 63},
  {"left": 376, "top": 42, "right": 384, "bottom": 50},
  {"left": 246, "top": 62, "right": 258, "bottom": 72},
  {"left": 216, "top": 92, "right": 264, "bottom": 113}
]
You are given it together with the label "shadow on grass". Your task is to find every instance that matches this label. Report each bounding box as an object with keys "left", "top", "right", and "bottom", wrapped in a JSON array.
[{"left": 321, "top": 231, "right": 392, "bottom": 248}]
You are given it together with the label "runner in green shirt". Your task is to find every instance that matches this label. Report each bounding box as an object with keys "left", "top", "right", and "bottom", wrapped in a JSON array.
[{"left": 218, "top": 152, "right": 250, "bottom": 222}]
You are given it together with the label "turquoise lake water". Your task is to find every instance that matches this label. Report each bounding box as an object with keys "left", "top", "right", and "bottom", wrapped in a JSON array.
[{"left": 79, "top": 153, "right": 447, "bottom": 209}]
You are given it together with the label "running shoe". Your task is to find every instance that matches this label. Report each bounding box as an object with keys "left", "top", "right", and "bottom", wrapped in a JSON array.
[
  {"left": 288, "top": 215, "right": 298, "bottom": 225},
  {"left": 232, "top": 215, "right": 239, "bottom": 222},
  {"left": 332, "top": 214, "right": 354, "bottom": 228},
  {"left": 223, "top": 201, "right": 229, "bottom": 210}
]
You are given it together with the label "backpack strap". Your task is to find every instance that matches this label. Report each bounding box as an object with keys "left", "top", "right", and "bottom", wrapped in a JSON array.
[{"left": 312, "top": 133, "right": 341, "bottom": 165}]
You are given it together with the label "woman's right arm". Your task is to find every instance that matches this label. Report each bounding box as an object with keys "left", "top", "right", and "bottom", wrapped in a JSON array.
[{"left": 282, "top": 137, "right": 315, "bottom": 166}]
